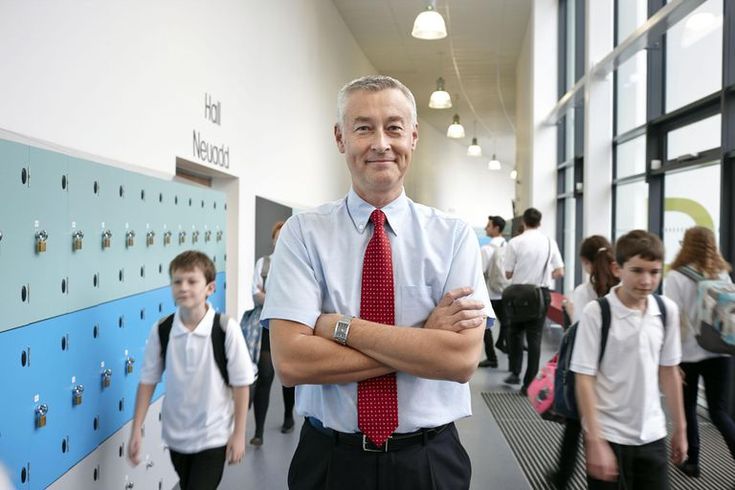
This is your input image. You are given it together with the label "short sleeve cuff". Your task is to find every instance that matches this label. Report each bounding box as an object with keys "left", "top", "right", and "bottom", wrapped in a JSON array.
[
  {"left": 261, "top": 307, "right": 320, "bottom": 330},
  {"left": 570, "top": 363, "right": 597, "bottom": 376}
]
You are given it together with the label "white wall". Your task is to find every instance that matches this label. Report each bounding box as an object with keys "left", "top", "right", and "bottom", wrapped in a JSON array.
[
  {"left": 406, "top": 121, "right": 515, "bottom": 227},
  {"left": 0, "top": 0, "right": 374, "bottom": 317},
  {"left": 515, "top": 18, "right": 533, "bottom": 215}
]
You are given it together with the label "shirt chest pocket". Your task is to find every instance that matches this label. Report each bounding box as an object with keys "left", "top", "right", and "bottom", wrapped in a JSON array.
[{"left": 398, "top": 285, "right": 435, "bottom": 326}]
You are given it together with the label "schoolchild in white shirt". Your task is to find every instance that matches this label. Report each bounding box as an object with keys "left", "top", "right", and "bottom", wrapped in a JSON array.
[
  {"left": 664, "top": 226, "right": 735, "bottom": 478},
  {"left": 572, "top": 230, "right": 686, "bottom": 489},
  {"left": 127, "top": 251, "right": 255, "bottom": 490}
]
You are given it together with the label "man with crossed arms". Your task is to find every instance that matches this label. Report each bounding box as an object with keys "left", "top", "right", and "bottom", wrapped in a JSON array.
[{"left": 261, "top": 75, "right": 493, "bottom": 490}]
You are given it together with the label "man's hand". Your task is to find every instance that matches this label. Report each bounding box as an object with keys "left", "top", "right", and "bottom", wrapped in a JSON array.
[
  {"left": 127, "top": 430, "right": 142, "bottom": 466},
  {"left": 424, "top": 287, "right": 486, "bottom": 332},
  {"left": 670, "top": 428, "right": 687, "bottom": 465},
  {"left": 226, "top": 431, "right": 245, "bottom": 464},
  {"left": 585, "top": 439, "right": 618, "bottom": 482}
]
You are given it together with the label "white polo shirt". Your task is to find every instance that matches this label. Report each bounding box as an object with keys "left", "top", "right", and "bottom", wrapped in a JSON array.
[
  {"left": 481, "top": 236, "right": 507, "bottom": 300},
  {"left": 570, "top": 281, "right": 597, "bottom": 324},
  {"left": 570, "top": 287, "right": 681, "bottom": 446},
  {"left": 663, "top": 268, "right": 731, "bottom": 363},
  {"left": 504, "top": 228, "right": 563, "bottom": 288},
  {"left": 139, "top": 304, "right": 256, "bottom": 453}
]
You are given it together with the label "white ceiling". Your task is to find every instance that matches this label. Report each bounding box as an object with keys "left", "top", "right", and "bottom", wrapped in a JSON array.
[{"left": 331, "top": 0, "right": 532, "bottom": 158}]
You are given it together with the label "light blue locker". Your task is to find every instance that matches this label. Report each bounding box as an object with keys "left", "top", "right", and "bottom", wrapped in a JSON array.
[
  {"left": 0, "top": 139, "right": 31, "bottom": 331},
  {"left": 67, "top": 157, "right": 107, "bottom": 310}
]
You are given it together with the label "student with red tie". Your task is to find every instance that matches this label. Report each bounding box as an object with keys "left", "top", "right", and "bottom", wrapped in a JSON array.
[{"left": 261, "top": 75, "right": 494, "bottom": 490}]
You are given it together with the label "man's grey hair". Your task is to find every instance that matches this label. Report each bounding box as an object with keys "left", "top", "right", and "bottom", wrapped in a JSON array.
[{"left": 336, "top": 75, "right": 417, "bottom": 129}]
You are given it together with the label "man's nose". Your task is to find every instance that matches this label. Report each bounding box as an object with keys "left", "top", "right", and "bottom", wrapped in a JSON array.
[{"left": 371, "top": 130, "right": 390, "bottom": 152}]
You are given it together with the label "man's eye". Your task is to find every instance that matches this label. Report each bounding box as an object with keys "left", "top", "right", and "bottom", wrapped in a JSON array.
[
  {"left": 355, "top": 126, "right": 371, "bottom": 132},
  {"left": 388, "top": 125, "right": 403, "bottom": 132}
]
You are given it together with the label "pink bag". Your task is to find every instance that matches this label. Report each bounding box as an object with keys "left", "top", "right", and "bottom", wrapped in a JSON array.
[{"left": 527, "top": 354, "right": 557, "bottom": 417}]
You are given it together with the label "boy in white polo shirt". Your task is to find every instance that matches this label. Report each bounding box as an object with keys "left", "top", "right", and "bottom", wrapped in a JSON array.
[
  {"left": 571, "top": 230, "right": 686, "bottom": 489},
  {"left": 127, "top": 251, "right": 255, "bottom": 490}
]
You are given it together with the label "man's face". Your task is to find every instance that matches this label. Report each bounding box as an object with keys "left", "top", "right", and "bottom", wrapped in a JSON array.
[
  {"left": 616, "top": 255, "right": 662, "bottom": 305},
  {"left": 171, "top": 267, "right": 215, "bottom": 310},
  {"left": 335, "top": 88, "right": 418, "bottom": 204},
  {"left": 485, "top": 221, "right": 499, "bottom": 237}
]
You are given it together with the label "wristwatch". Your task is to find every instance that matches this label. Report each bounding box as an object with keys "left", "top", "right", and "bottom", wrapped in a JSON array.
[{"left": 333, "top": 315, "right": 353, "bottom": 345}]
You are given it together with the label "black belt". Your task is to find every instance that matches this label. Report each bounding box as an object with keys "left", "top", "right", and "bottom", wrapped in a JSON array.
[{"left": 306, "top": 417, "right": 451, "bottom": 453}]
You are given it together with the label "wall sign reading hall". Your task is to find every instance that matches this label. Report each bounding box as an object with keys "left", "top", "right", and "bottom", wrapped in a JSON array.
[{"left": 193, "top": 93, "right": 230, "bottom": 168}]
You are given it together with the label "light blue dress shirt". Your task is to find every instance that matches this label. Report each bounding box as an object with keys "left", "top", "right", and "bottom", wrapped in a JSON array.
[{"left": 261, "top": 188, "right": 493, "bottom": 433}]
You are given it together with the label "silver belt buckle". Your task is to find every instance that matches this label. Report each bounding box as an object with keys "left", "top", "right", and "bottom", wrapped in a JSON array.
[{"left": 362, "top": 434, "right": 389, "bottom": 452}]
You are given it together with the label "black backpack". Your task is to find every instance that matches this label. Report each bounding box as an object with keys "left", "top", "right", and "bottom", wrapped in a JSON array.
[
  {"left": 158, "top": 312, "right": 231, "bottom": 385},
  {"left": 553, "top": 295, "right": 667, "bottom": 420}
]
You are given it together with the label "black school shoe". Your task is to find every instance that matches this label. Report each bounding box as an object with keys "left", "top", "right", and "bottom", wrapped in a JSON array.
[
  {"left": 281, "top": 417, "right": 295, "bottom": 434},
  {"left": 677, "top": 461, "right": 701, "bottom": 478},
  {"left": 503, "top": 373, "right": 521, "bottom": 385},
  {"left": 478, "top": 359, "right": 498, "bottom": 368}
]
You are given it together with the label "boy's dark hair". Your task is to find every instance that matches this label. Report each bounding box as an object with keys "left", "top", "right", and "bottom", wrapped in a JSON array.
[
  {"left": 488, "top": 215, "right": 506, "bottom": 233},
  {"left": 615, "top": 230, "right": 664, "bottom": 266},
  {"left": 522, "top": 208, "right": 542, "bottom": 228},
  {"left": 169, "top": 250, "right": 216, "bottom": 284}
]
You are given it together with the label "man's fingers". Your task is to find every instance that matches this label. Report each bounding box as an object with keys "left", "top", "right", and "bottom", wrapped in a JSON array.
[{"left": 439, "top": 287, "right": 474, "bottom": 307}]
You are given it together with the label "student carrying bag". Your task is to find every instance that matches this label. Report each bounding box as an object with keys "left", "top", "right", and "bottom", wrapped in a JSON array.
[
  {"left": 503, "top": 238, "right": 551, "bottom": 322},
  {"left": 551, "top": 295, "right": 668, "bottom": 420},
  {"left": 677, "top": 265, "right": 735, "bottom": 355}
]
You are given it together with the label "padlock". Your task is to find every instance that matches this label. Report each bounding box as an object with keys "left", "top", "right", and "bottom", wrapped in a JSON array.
[
  {"left": 125, "top": 230, "right": 136, "bottom": 248},
  {"left": 35, "top": 403, "right": 48, "bottom": 428},
  {"left": 72, "top": 385, "right": 84, "bottom": 406},
  {"left": 145, "top": 231, "right": 155, "bottom": 247},
  {"left": 72, "top": 230, "right": 84, "bottom": 251},
  {"left": 102, "top": 369, "right": 112, "bottom": 389},
  {"left": 192, "top": 230, "right": 200, "bottom": 244},
  {"left": 178, "top": 231, "right": 186, "bottom": 245},
  {"left": 35, "top": 230, "right": 48, "bottom": 253},
  {"left": 204, "top": 230, "right": 212, "bottom": 243},
  {"left": 216, "top": 230, "right": 223, "bottom": 242},
  {"left": 125, "top": 357, "right": 135, "bottom": 375},
  {"left": 163, "top": 230, "right": 172, "bottom": 246},
  {"left": 101, "top": 229, "right": 112, "bottom": 249}
]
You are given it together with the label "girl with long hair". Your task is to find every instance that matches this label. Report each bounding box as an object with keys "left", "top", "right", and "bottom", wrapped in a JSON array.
[
  {"left": 553, "top": 235, "right": 619, "bottom": 489},
  {"left": 664, "top": 226, "right": 735, "bottom": 478}
]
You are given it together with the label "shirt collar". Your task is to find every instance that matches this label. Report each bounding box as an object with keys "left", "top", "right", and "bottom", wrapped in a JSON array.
[
  {"left": 607, "top": 285, "right": 663, "bottom": 320},
  {"left": 346, "top": 187, "right": 409, "bottom": 237},
  {"left": 172, "top": 303, "right": 215, "bottom": 337}
]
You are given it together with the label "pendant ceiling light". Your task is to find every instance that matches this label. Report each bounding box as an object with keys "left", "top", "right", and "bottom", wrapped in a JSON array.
[
  {"left": 487, "top": 154, "right": 501, "bottom": 171},
  {"left": 510, "top": 169, "right": 518, "bottom": 180},
  {"left": 412, "top": 3, "right": 447, "bottom": 40},
  {"left": 429, "top": 77, "right": 452, "bottom": 109},
  {"left": 467, "top": 137, "right": 482, "bottom": 157},
  {"left": 446, "top": 114, "right": 465, "bottom": 139}
]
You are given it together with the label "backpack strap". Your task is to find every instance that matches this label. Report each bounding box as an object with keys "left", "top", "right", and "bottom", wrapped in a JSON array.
[
  {"left": 652, "top": 294, "right": 667, "bottom": 330},
  {"left": 597, "top": 298, "right": 612, "bottom": 364},
  {"left": 158, "top": 314, "right": 175, "bottom": 370},
  {"left": 211, "top": 313, "right": 230, "bottom": 386},
  {"left": 678, "top": 265, "right": 704, "bottom": 283}
]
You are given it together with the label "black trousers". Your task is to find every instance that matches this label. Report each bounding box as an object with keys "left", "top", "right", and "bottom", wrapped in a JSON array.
[
  {"left": 508, "top": 289, "right": 550, "bottom": 388},
  {"left": 554, "top": 418, "right": 582, "bottom": 488},
  {"left": 490, "top": 298, "right": 508, "bottom": 352},
  {"left": 252, "top": 329, "right": 295, "bottom": 437},
  {"left": 288, "top": 420, "right": 471, "bottom": 490},
  {"left": 681, "top": 357, "right": 735, "bottom": 465},
  {"left": 587, "top": 438, "right": 668, "bottom": 490},
  {"left": 169, "top": 445, "right": 226, "bottom": 490}
]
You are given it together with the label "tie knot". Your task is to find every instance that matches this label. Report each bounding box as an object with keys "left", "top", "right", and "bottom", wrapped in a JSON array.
[{"left": 370, "top": 209, "right": 386, "bottom": 227}]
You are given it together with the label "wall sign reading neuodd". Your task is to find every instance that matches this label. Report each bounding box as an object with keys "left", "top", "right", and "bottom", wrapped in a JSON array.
[{"left": 192, "top": 93, "right": 230, "bottom": 168}]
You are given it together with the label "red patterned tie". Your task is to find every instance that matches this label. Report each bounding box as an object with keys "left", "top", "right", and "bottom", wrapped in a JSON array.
[{"left": 357, "top": 209, "right": 398, "bottom": 446}]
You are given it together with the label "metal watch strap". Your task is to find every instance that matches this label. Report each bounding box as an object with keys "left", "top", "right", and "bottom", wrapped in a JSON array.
[{"left": 333, "top": 315, "right": 353, "bottom": 345}]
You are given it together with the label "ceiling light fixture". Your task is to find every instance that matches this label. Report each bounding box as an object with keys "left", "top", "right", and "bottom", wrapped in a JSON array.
[
  {"left": 467, "top": 137, "right": 482, "bottom": 157},
  {"left": 487, "top": 154, "right": 501, "bottom": 171},
  {"left": 446, "top": 114, "right": 465, "bottom": 138},
  {"left": 429, "top": 77, "right": 452, "bottom": 109},
  {"left": 412, "top": 3, "right": 447, "bottom": 40},
  {"left": 510, "top": 169, "right": 518, "bottom": 180}
]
